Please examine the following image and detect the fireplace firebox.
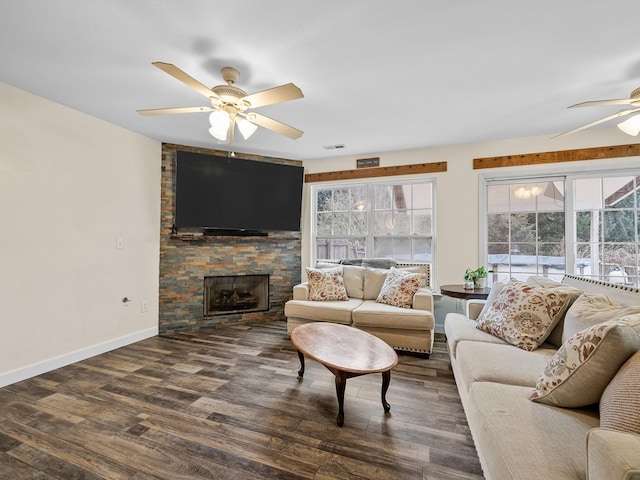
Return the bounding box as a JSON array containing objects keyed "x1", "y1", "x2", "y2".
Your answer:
[{"x1": 204, "y1": 274, "x2": 269, "y2": 316}]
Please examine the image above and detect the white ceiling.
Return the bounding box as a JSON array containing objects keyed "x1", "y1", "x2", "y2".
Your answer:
[{"x1": 2, "y1": 1, "x2": 640, "y2": 161}]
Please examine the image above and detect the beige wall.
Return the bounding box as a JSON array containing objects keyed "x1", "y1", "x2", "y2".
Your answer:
[
  {"x1": 302, "y1": 129, "x2": 640, "y2": 289},
  {"x1": 0, "y1": 83, "x2": 161, "y2": 386}
]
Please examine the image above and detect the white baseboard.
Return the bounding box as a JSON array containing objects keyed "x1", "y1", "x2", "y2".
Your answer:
[{"x1": 0, "y1": 326, "x2": 159, "y2": 388}]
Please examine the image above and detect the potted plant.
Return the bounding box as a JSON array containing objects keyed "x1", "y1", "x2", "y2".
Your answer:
[
  {"x1": 474, "y1": 266, "x2": 489, "y2": 288},
  {"x1": 463, "y1": 268, "x2": 477, "y2": 289},
  {"x1": 464, "y1": 267, "x2": 490, "y2": 289}
]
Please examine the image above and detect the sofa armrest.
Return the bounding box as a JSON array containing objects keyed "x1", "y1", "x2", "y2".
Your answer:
[
  {"x1": 292, "y1": 282, "x2": 310, "y2": 301},
  {"x1": 413, "y1": 287, "x2": 433, "y2": 311},
  {"x1": 587, "y1": 428, "x2": 640, "y2": 480},
  {"x1": 467, "y1": 299, "x2": 486, "y2": 320}
]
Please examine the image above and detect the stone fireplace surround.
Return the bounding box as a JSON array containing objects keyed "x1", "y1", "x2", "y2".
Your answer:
[{"x1": 159, "y1": 143, "x2": 302, "y2": 333}]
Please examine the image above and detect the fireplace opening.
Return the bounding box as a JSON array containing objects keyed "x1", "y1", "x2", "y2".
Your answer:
[{"x1": 204, "y1": 274, "x2": 270, "y2": 316}]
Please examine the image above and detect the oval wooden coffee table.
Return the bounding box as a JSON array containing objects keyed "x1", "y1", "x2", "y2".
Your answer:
[{"x1": 290, "y1": 322, "x2": 399, "y2": 426}]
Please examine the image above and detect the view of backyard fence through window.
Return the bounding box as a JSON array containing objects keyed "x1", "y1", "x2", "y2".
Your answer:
[
  {"x1": 485, "y1": 173, "x2": 640, "y2": 287},
  {"x1": 314, "y1": 181, "x2": 433, "y2": 263}
]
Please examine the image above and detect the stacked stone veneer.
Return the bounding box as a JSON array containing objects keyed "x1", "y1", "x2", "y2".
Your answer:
[{"x1": 159, "y1": 143, "x2": 302, "y2": 333}]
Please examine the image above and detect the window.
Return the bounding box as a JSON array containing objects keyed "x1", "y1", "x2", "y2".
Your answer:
[
  {"x1": 486, "y1": 179, "x2": 566, "y2": 282},
  {"x1": 313, "y1": 180, "x2": 434, "y2": 263},
  {"x1": 574, "y1": 175, "x2": 640, "y2": 286},
  {"x1": 483, "y1": 171, "x2": 640, "y2": 287}
]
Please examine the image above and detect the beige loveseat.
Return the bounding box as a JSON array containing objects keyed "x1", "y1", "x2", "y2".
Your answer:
[
  {"x1": 284, "y1": 261, "x2": 435, "y2": 354},
  {"x1": 445, "y1": 274, "x2": 640, "y2": 480}
]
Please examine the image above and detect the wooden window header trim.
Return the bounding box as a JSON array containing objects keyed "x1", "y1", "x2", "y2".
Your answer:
[
  {"x1": 474, "y1": 143, "x2": 640, "y2": 169},
  {"x1": 305, "y1": 162, "x2": 447, "y2": 183}
]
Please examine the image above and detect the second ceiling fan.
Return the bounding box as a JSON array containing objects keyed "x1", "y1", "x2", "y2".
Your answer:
[
  {"x1": 138, "y1": 62, "x2": 304, "y2": 142},
  {"x1": 555, "y1": 86, "x2": 640, "y2": 137}
]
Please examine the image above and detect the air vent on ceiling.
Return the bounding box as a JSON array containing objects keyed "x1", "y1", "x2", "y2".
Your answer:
[{"x1": 323, "y1": 144, "x2": 346, "y2": 150}]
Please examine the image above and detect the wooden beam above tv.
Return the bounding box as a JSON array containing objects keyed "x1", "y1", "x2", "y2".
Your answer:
[
  {"x1": 473, "y1": 143, "x2": 640, "y2": 169},
  {"x1": 304, "y1": 162, "x2": 447, "y2": 183}
]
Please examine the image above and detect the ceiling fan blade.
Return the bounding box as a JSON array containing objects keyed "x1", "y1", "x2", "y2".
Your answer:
[
  {"x1": 152, "y1": 62, "x2": 221, "y2": 102},
  {"x1": 246, "y1": 112, "x2": 303, "y2": 139},
  {"x1": 568, "y1": 98, "x2": 638, "y2": 108},
  {"x1": 553, "y1": 107, "x2": 640, "y2": 138},
  {"x1": 137, "y1": 106, "x2": 214, "y2": 116},
  {"x1": 241, "y1": 83, "x2": 303, "y2": 108}
]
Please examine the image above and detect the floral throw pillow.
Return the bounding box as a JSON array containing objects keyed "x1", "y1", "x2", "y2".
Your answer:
[
  {"x1": 306, "y1": 266, "x2": 349, "y2": 301},
  {"x1": 476, "y1": 279, "x2": 576, "y2": 351},
  {"x1": 376, "y1": 267, "x2": 426, "y2": 309},
  {"x1": 530, "y1": 314, "x2": 640, "y2": 407}
]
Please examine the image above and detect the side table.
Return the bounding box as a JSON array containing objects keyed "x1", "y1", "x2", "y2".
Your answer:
[
  {"x1": 440, "y1": 284, "x2": 491, "y2": 318},
  {"x1": 440, "y1": 284, "x2": 491, "y2": 301}
]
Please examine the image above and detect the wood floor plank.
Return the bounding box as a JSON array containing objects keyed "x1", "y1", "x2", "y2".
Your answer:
[{"x1": 0, "y1": 322, "x2": 483, "y2": 479}]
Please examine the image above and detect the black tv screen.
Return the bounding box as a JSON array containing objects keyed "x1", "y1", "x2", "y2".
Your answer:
[{"x1": 175, "y1": 151, "x2": 304, "y2": 232}]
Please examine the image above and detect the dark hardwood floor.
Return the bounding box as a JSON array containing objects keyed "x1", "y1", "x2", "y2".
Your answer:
[{"x1": 0, "y1": 321, "x2": 483, "y2": 479}]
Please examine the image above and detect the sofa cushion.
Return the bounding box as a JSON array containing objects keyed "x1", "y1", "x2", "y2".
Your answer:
[
  {"x1": 364, "y1": 268, "x2": 390, "y2": 300},
  {"x1": 455, "y1": 341, "x2": 556, "y2": 392},
  {"x1": 476, "y1": 279, "x2": 578, "y2": 351},
  {"x1": 530, "y1": 314, "x2": 640, "y2": 407},
  {"x1": 600, "y1": 351, "x2": 640, "y2": 434},
  {"x1": 342, "y1": 265, "x2": 365, "y2": 299},
  {"x1": 562, "y1": 293, "x2": 640, "y2": 344},
  {"x1": 376, "y1": 267, "x2": 426, "y2": 308},
  {"x1": 467, "y1": 382, "x2": 598, "y2": 480},
  {"x1": 444, "y1": 313, "x2": 509, "y2": 360},
  {"x1": 352, "y1": 300, "x2": 434, "y2": 330},
  {"x1": 283, "y1": 298, "x2": 363, "y2": 324},
  {"x1": 306, "y1": 266, "x2": 349, "y2": 301}
]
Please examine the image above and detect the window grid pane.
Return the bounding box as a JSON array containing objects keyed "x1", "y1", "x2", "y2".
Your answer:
[
  {"x1": 573, "y1": 175, "x2": 640, "y2": 287},
  {"x1": 486, "y1": 181, "x2": 566, "y2": 282},
  {"x1": 315, "y1": 181, "x2": 434, "y2": 264}
]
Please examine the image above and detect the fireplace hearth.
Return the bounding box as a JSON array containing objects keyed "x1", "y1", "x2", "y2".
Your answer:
[{"x1": 204, "y1": 274, "x2": 269, "y2": 316}]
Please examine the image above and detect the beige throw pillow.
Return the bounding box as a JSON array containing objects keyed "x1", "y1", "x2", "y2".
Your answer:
[
  {"x1": 376, "y1": 267, "x2": 426, "y2": 309},
  {"x1": 600, "y1": 352, "x2": 640, "y2": 434},
  {"x1": 562, "y1": 293, "x2": 640, "y2": 344},
  {"x1": 530, "y1": 314, "x2": 640, "y2": 407},
  {"x1": 476, "y1": 279, "x2": 577, "y2": 351},
  {"x1": 306, "y1": 266, "x2": 349, "y2": 301}
]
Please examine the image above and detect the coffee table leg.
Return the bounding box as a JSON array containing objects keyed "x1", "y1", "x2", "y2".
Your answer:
[
  {"x1": 335, "y1": 372, "x2": 347, "y2": 426},
  {"x1": 381, "y1": 371, "x2": 391, "y2": 412},
  {"x1": 297, "y1": 350, "x2": 305, "y2": 377}
]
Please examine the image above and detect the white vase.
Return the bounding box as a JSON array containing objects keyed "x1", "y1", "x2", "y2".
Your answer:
[{"x1": 474, "y1": 277, "x2": 486, "y2": 289}]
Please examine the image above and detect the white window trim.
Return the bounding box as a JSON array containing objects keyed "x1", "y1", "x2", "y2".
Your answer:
[
  {"x1": 311, "y1": 176, "x2": 437, "y2": 279},
  {"x1": 479, "y1": 165, "x2": 640, "y2": 279}
]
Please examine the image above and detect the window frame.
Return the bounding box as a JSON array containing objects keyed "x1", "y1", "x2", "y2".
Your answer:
[
  {"x1": 480, "y1": 165, "x2": 640, "y2": 286},
  {"x1": 311, "y1": 177, "x2": 436, "y2": 267}
]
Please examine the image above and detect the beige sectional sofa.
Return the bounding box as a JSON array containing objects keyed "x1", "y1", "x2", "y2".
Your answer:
[
  {"x1": 284, "y1": 261, "x2": 435, "y2": 354},
  {"x1": 445, "y1": 274, "x2": 640, "y2": 480}
]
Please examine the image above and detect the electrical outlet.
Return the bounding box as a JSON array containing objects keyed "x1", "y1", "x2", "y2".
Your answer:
[
  {"x1": 116, "y1": 237, "x2": 124, "y2": 250},
  {"x1": 456, "y1": 299, "x2": 464, "y2": 311},
  {"x1": 141, "y1": 301, "x2": 148, "y2": 313}
]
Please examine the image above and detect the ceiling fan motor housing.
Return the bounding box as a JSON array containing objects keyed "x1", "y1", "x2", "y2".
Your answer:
[{"x1": 212, "y1": 67, "x2": 248, "y2": 109}]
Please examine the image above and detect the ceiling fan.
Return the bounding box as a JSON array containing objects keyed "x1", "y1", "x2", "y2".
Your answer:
[
  {"x1": 554, "y1": 86, "x2": 640, "y2": 138},
  {"x1": 138, "y1": 62, "x2": 304, "y2": 142}
]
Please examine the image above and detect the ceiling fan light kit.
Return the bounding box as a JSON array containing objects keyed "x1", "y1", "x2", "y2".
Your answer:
[
  {"x1": 138, "y1": 62, "x2": 304, "y2": 144},
  {"x1": 617, "y1": 114, "x2": 640, "y2": 136}
]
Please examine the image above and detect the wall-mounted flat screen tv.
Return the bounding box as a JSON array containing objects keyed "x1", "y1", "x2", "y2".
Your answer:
[{"x1": 175, "y1": 151, "x2": 304, "y2": 232}]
